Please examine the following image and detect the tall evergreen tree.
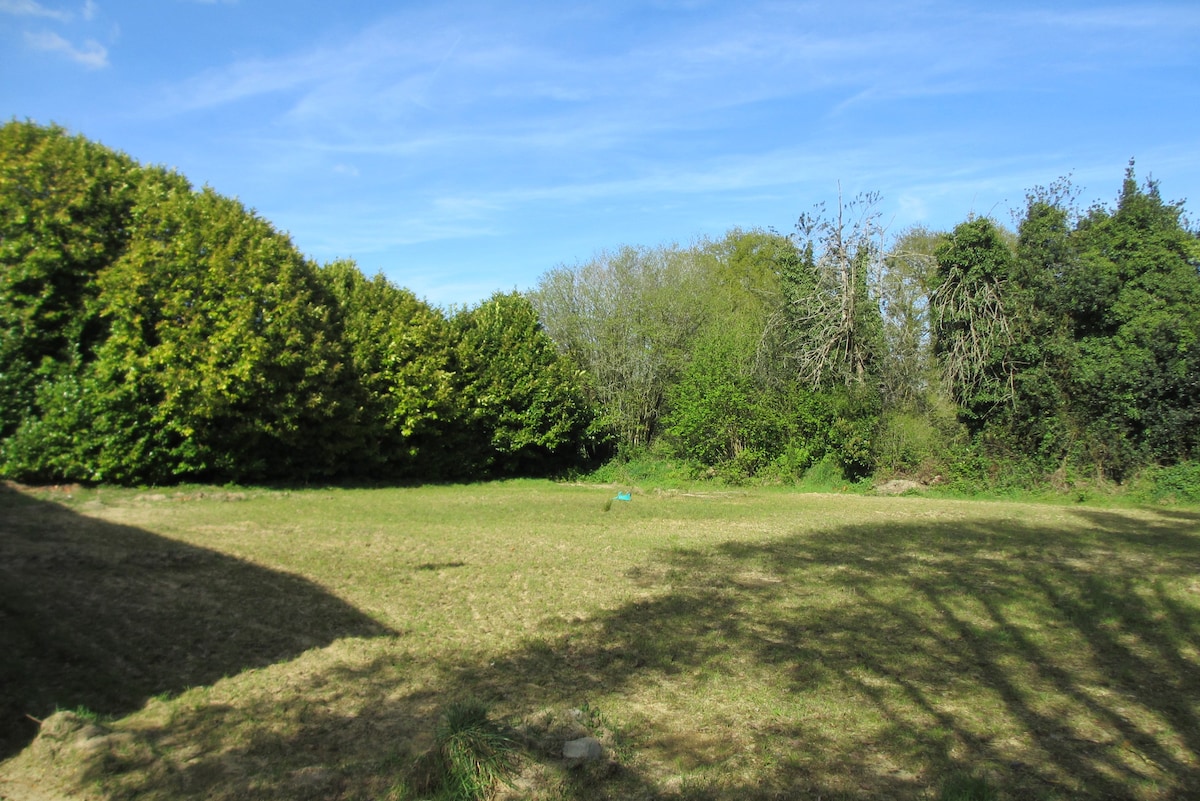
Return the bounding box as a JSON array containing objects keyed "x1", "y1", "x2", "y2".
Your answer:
[
  {"x1": 319, "y1": 261, "x2": 456, "y2": 479},
  {"x1": 1068, "y1": 167, "x2": 1200, "y2": 475},
  {"x1": 452, "y1": 292, "x2": 600, "y2": 476},
  {"x1": 0, "y1": 122, "x2": 143, "y2": 441}
]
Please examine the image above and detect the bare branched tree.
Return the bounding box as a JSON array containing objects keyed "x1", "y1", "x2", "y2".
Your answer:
[
  {"x1": 929, "y1": 218, "x2": 1018, "y2": 415},
  {"x1": 779, "y1": 189, "x2": 886, "y2": 388}
]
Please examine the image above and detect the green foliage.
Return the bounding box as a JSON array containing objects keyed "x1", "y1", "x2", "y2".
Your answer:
[
  {"x1": 824, "y1": 385, "x2": 881, "y2": 480},
  {"x1": 795, "y1": 454, "x2": 849, "y2": 491},
  {"x1": 1130, "y1": 462, "x2": 1200, "y2": 505},
  {"x1": 533, "y1": 231, "x2": 798, "y2": 456},
  {"x1": 0, "y1": 121, "x2": 143, "y2": 440},
  {"x1": 1066, "y1": 168, "x2": 1200, "y2": 477},
  {"x1": 87, "y1": 182, "x2": 342, "y2": 482},
  {"x1": 452, "y1": 292, "x2": 602, "y2": 477},
  {"x1": 532, "y1": 244, "x2": 708, "y2": 452},
  {"x1": 6, "y1": 122, "x2": 1198, "y2": 494},
  {"x1": 582, "y1": 441, "x2": 694, "y2": 488},
  {"x1": 873, "y1": 402, "x2": 964, "y2": 481},
  {"x1": 2, "y1": 122, "x2": 607, "y2": 485},
  {"x1": 879, "y1": 226, "x2": 940, "y2": 405},
  {"x1": 664, "y1": 335, "x2": 880, "y2": 482},
  {"x1": 662, "y1": 323, "x2": 786, "y2": 474},
  {"x1": 319, "y1": 261, "x2": 457, "y2": 479},
  {"x1": 930, "y1": 217, "x2": 1019, "y2": 431},
  {"x1": 940, "y1": 168, "x2": 1200, "y2": 484}
]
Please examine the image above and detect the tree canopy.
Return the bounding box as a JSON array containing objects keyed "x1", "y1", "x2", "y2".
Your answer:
[
  {"x1": 0, "y1": 121, "x2": 599, "y2": 484},
  {"x1": 4, "y1": 121, "x2": 1198, "y2": 490}
]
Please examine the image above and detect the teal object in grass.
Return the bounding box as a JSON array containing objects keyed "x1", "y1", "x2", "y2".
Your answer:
[{"x1": 615, "y1": 491, "x2": 632, "y2": 501}]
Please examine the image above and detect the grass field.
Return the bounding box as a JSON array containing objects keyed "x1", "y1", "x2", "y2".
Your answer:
[{"x1": 1, "y1": 480, "x2": 1198, "y2": 800}]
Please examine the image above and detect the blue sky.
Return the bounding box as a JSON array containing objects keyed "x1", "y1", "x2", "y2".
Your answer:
[{"x1": 3, "y1": 1, "x2": 1199, "y2": 306}]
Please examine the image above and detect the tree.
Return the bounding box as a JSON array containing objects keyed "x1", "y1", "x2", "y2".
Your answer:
[
  {"x1": 780, "y1": 191, "x2": 886, "y2": 388},
  {"x1": 878, "y1": 226, "x2": 940, "y2": 406},
  {"x1": 0, "y1": 121, "x2": 144, "y2": 441},
  {"x1": 664, "y1": 319, "x2": 781, "y2": 474},
  {"x1": 999, "y1": 182, "x2": 1081, "y2": 467},
  {"x1": 532, "y1": 244, "x2": 707, "y2": 452},
  {"x1": 1066, "y1": 166, "x2": 1200, "y2": 475},
  {"x1": 452, "y1": 292, "x2": 600, "y2": 476},
  {"x1": 929, "y1": 217, "x2": 1018, "y2": 432},
  {"x1": 4, "y1": 175, "x2": 348, "y2": 483},
  {"x1": 319, "y1": 261, "x2": 456, "y2": 479}
]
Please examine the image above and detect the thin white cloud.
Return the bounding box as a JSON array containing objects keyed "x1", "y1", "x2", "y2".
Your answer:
[
  {"x1": 1012, "y1": 4, "x2": 1200, "y2": 31},
  {"x1": 0, "y1": 0, "x2": 70, "y2": 20},
  {"x1": 24, "y1": 29, "x2": 108, "y2": 68},
  {"x1": 88, "y1": 0, "x2": 1197, "y2": 307}
]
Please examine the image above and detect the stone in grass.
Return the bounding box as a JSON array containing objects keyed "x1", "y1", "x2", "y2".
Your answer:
[
  {"x1": 875, "y1": 479, "x2": 925, "y2": 495},
  {"x1": 563, "y1": 736, "x2": 603, "y2": 764}
]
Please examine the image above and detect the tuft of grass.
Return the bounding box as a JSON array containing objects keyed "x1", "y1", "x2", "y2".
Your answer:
[
  {"x1": 937, "y1": 771, "x2": 997, "y2": 801},
  {"x1": 55, "y1": 705, "x2": 102, "y2": 723},
  {"x1": 430, "y1": 699, "x2": 518, "y2": 801}
]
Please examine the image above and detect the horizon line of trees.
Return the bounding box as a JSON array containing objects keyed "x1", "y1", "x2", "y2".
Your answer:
[
  {"x1": 1, "y1": 121, "x2": 603, "y2": 484},
  {"x1": 3, "y1": 120, "x2": 1199, "y2": 488}
]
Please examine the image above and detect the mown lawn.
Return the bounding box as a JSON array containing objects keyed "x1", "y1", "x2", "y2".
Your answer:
[{"x1": 1, "y1": 480, "x2": 1198, "y2": 800}]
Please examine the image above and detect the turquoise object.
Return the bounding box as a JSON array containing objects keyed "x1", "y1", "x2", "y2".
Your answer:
[{"x1": 615, "y1": 491, "x2": 632, "y2": 501}]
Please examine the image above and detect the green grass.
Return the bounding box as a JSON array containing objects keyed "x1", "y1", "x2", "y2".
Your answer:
[{"x1": 1, "y1": 479, "x2": 1198, "y2": 800}]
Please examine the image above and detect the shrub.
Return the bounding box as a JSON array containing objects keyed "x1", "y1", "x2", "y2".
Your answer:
[{"x1": 1130, "y1": 461, "x2": 1200, "y2": 505}]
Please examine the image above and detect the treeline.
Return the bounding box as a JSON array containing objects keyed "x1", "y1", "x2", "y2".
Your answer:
[
  {"x1": 0, "y1": 121, "x2": 601, "y2": 484},
  {"x1": 4, "y1": 121, "x2": 1199, "y2": 490},
  {"x1": 533, "y1": 180, "x2": 1200, "y2": 490}
]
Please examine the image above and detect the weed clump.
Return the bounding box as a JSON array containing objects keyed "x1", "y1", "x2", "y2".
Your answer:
[
  {"x1": 937, "y1": 771, "x2": 997, "y2": 801},
  {"x1": 409, "y1": 699, "x2": 518, "y2": 801}
]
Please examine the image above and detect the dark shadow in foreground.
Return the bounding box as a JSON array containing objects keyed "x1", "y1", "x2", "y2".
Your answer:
[{"x1": 0, "y1": 483, "x2": 393, "y2": 758}]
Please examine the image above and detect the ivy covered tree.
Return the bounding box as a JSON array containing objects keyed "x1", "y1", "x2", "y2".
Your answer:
[
  {"x1": 930, "y1": 217, "x2": 1019, "y2": 433},
  {"x1": 1002, "y1": 184, "x2": 1079, "y2": 468},
  {"x1": 932, "y1": 169, "x2": 1200, "y2": 481},
  {"x1": 781, "y1": 192, "x2": 886, "y2": 389}
]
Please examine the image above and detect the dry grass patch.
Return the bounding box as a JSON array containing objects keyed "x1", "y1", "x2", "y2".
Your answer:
[{"x1": 1, "y1": 481, "x2": 1198, "y2": 800}]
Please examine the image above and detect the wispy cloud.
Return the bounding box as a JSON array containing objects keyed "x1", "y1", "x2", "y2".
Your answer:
[
  {"x1": 4, "y1": 0, "x2": 112, "y2": 68},
  {"x1": 0, "y1": 0, "x2": 72, "y2": 21},
  {"x1": 24, "y1": 29, "x2": 108, "y2": 68},
  {"x1": 38, "y1": 0, "x2": 1191, "y2": 305}
]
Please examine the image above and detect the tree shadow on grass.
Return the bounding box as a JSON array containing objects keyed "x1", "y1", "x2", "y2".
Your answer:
[
  {"x1": 18, "y1": 498, "x2": 1200, "y2": 800},
  {"x1": 458, "y1": 505, "x2": 1199, "y2": 798},
  {"x1": 0, "y1": 483, "x2": 393, "y2": 759}
]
